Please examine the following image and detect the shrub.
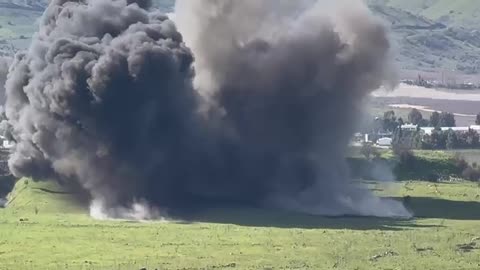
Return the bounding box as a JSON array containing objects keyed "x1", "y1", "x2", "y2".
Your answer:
[
  {"x1": 361, "y1": 142, "x2": 380, "y2": 160},
  {"x1": 393, "y1": 147, "x2": 416, "y2": 168}
]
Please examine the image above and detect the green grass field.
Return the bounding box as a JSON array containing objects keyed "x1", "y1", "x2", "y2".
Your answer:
[{"x1": 1, "y1": 177, "x2": 480, "y2": 270}]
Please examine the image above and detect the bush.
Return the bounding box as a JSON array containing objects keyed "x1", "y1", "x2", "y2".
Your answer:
[
  {"x1": 393, "y1": 147, "x2": 416, "y2": 168},
  {"x1": 393, "y1": 150, "x2": 459, "y2": 181},
  {"x1": 361, "y1": 142, "x2": 380, "y2": 160}
]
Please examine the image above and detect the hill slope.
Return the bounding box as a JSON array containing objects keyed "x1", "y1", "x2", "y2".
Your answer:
[
  {"x1": 6, "y1": 178, "x2": 85, "y2": 214},
  {"x1": 1, "y1": 1, "x2": 480, "y2": 77},
  {"x1": 368, "y1": 1, "x2": 480, "y2": 78},
  {"x1": 374, "y1": 0, "x2": 480, "y2": 26}
]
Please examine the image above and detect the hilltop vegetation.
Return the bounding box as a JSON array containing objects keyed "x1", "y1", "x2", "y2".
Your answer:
[
  {"x1": 2, "y1": 0, "x2": 480, "y2": 77},
  {"x1": 369, "y1": 1, "x2": 480, "y2": 76},
  {"x1": 0, "y1": 0, "x2": 174, "y2": 55},
  {"x1": 372, "y1": 0, "x2": 480, "y2": 26}
]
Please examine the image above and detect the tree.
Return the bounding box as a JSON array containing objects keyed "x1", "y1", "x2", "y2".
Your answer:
[
  {"x1": 431, "y1": 129, "x2": 447, "y2": 149},
  {"x1": 439, "y1": 112, "x2": 456, "y2": 127},
  {"x1": 446, "y1": 129, "x2": 458, "y2": 149},
  {"x1": 465, "y1": 129, "x2": 480, "y2": 148},
  {"x1": 408, "y1": 108, "x2": 423, "y2": 125},
  {"x1": 361, "y1": 142, "x2": 379, "y2": 160},
  {"x1": 422, "y1": 134, "x2": 434, "y2": 150},
  {"x1": 430, "y1": 111, "x2": 440, "y2": 128},
  {"x1": 392, "y1": 128, "x2": 422, "y2": 150},
  {"x1": 418, "y1": 118, "x2": 430, "y2": 127},
  {"x1": 397, "y1": 117, "x2": 405, "y2": 126},
  {"x1": 382, "y1": 110, "x2": 398, "y2": 132},
  {"x1": 392, "y1": 127, "x2": 402, "y2": 147}
]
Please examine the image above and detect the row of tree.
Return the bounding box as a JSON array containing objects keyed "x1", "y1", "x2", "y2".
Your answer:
[
  {"x1": 423, "y1": 128, "x2": 480, "y2": 150},
  {"x1": 376, "y1": 109, "x2": 480, "y2": 150},
  {"x1": 407, "y1": 109, "x2": 456, "y2": 128},
  {"x1": 376, "y1": 109, "x2": 457, "y2": 134},
  {"x1": 392, "y1": 127, "x2": 480, "y2": 150}
]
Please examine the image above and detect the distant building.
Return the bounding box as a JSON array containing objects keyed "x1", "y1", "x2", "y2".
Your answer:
[
  {"x1": 377, "y1": 137, "x2": 393, "y2": 147},
  {"x1": 420, "y1": 127, "x2": 435, "y2": 135},
  {"x1": 2, "y1": 140, "x2": 14, "y2": 149},
  {"x1": 401, "y1": 124, "x2": 480, "y2": 136},
  {"x1": 440, "y1": 127, "x2": 469, "y2": 132},
  {"x1": 0, "y1": 135, "x2": 14, "y2": 149},
  {"x1": 400, "y1": 124, "x2": 418, "y2": 131},
  {"x1": 418, "y1": 126, "x2": 479, "y2": 135}
]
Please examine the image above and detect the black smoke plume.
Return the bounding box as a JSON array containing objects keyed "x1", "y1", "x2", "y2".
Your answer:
[{"x1": 5, "y1": 0, "x2": 410, "y2": 219}]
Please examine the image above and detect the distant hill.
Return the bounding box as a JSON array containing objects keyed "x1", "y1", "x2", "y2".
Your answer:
[
  {"x1": 367, "y1": 1, "x2": 480, "y2": 79},
  {"x1": 153, "y1": 0, "x2": 174, "y2": 11},
  {"x1": 371, "y1": 0, "x2": 480, "y2": 27},
  {"x1": 0, "y1": 0, "x2": 47, "y2": 11},
  {"x1": 1, "y1": 0, "x2": 480, "y2": 79},
  {"x1": 0, "y1": 0, "x2": 173, "y2": 11}
]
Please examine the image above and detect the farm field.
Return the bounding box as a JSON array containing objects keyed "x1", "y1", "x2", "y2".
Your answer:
[
  {"x1": 0, "y1": 177, "x2": 479, "y2": 270},
  {"x1": 369, "y1": 85, "x2": 480, "y2": 126}
]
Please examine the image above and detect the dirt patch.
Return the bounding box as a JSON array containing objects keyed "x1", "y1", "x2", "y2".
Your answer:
[
  {"x1": 389, "y1": 104, "x2": 476, "y2": 117},
  {"x1": 373, "y1": 84, "x2": 480, "y2": 101}
]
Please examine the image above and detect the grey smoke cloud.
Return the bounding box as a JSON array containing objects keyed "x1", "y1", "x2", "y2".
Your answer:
[
  {"x1": 0, "y1": 57, "x2": 11, "y2": 105},
  {"x1": 0, "y1": 57, "x2": 12, "y2": 140},
  {"x1": 5, "y1": 0, "x2": 410, "y2": 218}
]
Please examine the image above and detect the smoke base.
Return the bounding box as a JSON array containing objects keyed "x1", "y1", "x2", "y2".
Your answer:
[{"x1": 5, "y1": 0, "x2": 410, "y2": 219}]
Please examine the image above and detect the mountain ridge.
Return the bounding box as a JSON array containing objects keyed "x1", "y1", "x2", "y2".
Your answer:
[{"x1": 1, "y1": 0, "x2": 480, "y2": 78}]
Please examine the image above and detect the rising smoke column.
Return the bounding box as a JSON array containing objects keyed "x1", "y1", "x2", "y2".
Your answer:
[
  {"x1": 0, "y1": 57, "x2": 12, "y2": 140},
  {"x1": 5, "y1": 0, "x2": 410, "y2": 219},
  {"x1": 0, "y1": 57, "x2": 11, "y2": 104},
  {"x1": 175, "y1": 0, "x2": 407, "y2": 217}
]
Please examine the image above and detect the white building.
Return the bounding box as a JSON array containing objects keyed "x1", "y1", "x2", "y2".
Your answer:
[
  {"x1": 377, "y1": 137, "x2": 393, "y2": 146},
  {"x1": 2, "y1": 140, "x2": 14, "y2": 149},
  {"x1": 469, "y1": 125, "x2": 480, "y2": 131},
  {"x1": 0, "y1": 135, "x2": 14, "y2": 149},
  {"x1": 401, "y1": 124, "x2": 418, "y2": 131},
  {"x1": 419, "y1": 126, "x2": 479, "y2": 136},
  {"x1": 420, "y1": 127, "x2": 435, "y2": 135}
]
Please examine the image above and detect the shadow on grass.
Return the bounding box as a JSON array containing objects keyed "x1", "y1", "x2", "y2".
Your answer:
[
  {"x1": 177, "y1": 196, "x2": 480, "y2": 230},
  {"x1": 404, "y1": 197, "x2": 480, "y2": 220},
  {"x1": 176, "y1": 208, "x2": 431, "y2": 231}
]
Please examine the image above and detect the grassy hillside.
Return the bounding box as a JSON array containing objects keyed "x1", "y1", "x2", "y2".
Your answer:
[
  {"x1": 0, "y1": 0, "x2": 176, "y2": 57},
  {"x1": 377, "y1": 0, "x2": 480, "y2": 26},
  {"x1": 366, "y1": 0, "x2": 480, "y2": 77},
  {"x1": 2, "y1": 0, "x2": 480, "y2": 76},
  {"x1": 1, "y1": 177, "x2": 480, "y2": 269},
  {"x1": 6, "y1": 179, "x2": 84, "y2": 214}
]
